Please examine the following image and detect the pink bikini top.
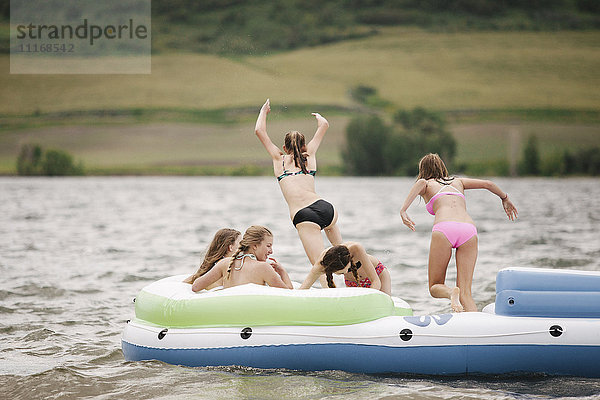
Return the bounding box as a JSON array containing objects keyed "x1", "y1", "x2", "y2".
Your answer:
[{"x1": 425, "y1": 185, "x2": 465, "y2": 215}]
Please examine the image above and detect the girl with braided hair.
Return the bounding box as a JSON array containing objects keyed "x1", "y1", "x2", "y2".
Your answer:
[
  {"x1": 254, "y1": 99, "x2": 343, "y2": 271},
  {"x1": 184, "y1": 228, "x2": 241, "y2": 290},
  {"x1": 299, "y1": 242, "x2": 392, "y2": 295},
  {"x1": 191, "y1": 226, "x2": 293, "y2": 292}
]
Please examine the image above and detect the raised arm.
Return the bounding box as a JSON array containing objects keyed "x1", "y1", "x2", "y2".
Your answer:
[
  {"x1": 459, "y1": 178, "x2": 518, "y2": 221},
  {"x1": 254, "y1": 99, "x2": 281, "y2": 160},
  {"x1": 399, "y1": 179, "x2": 427, "y2": 231},
  {"x1": 191, "y1": 259, "x2": 226, "y2": 292},
  {"x1": 347, "y1": 243, "x2": 381, "y2": 291},
  {"x1": 305, "y1": 113, "x2": 329, "y2": 155}
]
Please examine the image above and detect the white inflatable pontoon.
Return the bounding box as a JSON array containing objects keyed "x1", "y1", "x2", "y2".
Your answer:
[{"x1": 122, "y1": 267, "x2": 600, "y2": 377}]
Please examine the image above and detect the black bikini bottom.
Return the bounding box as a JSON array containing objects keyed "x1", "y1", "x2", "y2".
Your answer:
[{"x1": 292, "y1": 199, "x2": 335, "y2": 229}]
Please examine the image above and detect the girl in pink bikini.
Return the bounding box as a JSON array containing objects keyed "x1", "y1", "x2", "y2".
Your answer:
[
  {"x1": 400, "y1": 153, "x2": 518, "y2": 312},
  {"x1": 299, "y1": 242, "x2": 392, "y2": 295}
]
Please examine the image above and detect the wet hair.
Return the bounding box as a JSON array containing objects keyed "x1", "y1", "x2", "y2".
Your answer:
[
  {"x1": 416, "y1": 153, "x2": 454, "y2": 185},
  {"x1": 321, "y1": 245, "x2": 360, "y2": 288},
  {"x1": 284, "y1": 131, "x2": 308, "y2": 174},
  {"x1": 184, "y1": 228, "x2": 241, "y2": 284},
  {"x1": 226, "y1": 225, "x2": 273, "y2": 280}
]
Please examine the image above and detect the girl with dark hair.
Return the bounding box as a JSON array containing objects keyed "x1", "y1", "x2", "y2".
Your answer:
[
  {"x1": 299, "y1": 242, "x2": 392, "y2": 295},
  {"x1": 191, "y1": 226, "x2": 293, "y2": 292},
  {"x1": 184, "y1": 228, "x2": 241, "y2": 290},
  {"x1": 399, "y1": 153, "x2": 518, "y2": 312},
  {"x1": 254, "y1": 99, "x2": 343, "y2": 271}
]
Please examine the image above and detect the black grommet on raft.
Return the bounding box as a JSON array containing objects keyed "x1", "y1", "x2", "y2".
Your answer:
[
  {"x1": 399, "y1": 329, "x2": 413, "y2": 341},
  {"x1": 126, "y1": 319, "x2": 130, "y2": 324},
  {"x1": 133, "y1": 297, "x2": 136, "y2": 303},
  {"x1": 241, "y1": 327, "x2": 252, "y2": 339},
  {"x1": 508, "y1": 297, "x2": 515, "y2": 306},
  {"x1": 158, "y1": 328, "x2": 168, "y2": 340},
  {"x1": 549, "y1": 325, "x2": 563, "y2": 337}
]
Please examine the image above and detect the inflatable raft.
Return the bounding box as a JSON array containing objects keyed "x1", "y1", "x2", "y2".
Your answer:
[{"x1": 122, "y1": 267, "x2": 600, "y2": 377}]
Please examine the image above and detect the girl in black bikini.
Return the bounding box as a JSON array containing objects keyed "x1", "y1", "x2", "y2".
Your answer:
[{"x1": 254, "y1": 99, "x2": 343, "y2": 272}]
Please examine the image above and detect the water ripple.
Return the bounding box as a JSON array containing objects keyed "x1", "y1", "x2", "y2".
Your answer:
[{"x1": 0, "y1": 176, "x2": 599, "y2": 400}]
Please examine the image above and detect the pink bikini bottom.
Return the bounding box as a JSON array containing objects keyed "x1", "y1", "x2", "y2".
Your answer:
[{"x1": 432, "y1": 221, "x2": 477, "y2": 248}]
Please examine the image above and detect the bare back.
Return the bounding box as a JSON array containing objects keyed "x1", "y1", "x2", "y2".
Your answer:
[
  {"x1": 274, "y1": 154, "x2": 321, "y2": 218},
  {"x1": 223, "y1": 258, "x2": 271, "y2": 288},
  {"x1": 423, "y1": 179, "x2": 474, "y2": 224}
]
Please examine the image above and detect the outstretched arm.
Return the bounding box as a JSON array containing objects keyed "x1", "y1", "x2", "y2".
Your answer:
[
  {"x1": 460, "y1": 178, "x2": 518, "y2": 221},
  {"x1": 399, "y1": 179, "x2": 427, "y2": 231},
  {"x1": 254, "y1": 99, "x2": 281, "y2": 160},
  {"x1": 305, "y1": 113, "x2": 329, "y2": 155},
  {"x1": 299, "y1": 249, "x2": 327, "y2": 289}
]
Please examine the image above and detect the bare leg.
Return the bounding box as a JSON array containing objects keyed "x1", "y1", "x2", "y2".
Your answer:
[
  {"x1": 295, "y1": 222, "x2": 325, "y2": 266},
  {"x1": 428, "y1": 232, "x2": 463, "y2": 312},
  {"x1": 378, "y1": 268, "x2": 392, "y2": 296},
  {"x1": 450, "y1": 287, "x2": 463, "y2": 313},
  {"x1": 324, "y1": 210, "x2": 343, "y2": 246},
  {"x1": 455, "y1": 235, "x2": 478, "y2": 312}
]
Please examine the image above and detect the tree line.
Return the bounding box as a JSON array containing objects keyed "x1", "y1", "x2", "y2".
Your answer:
[
  {"x1": 17, "y1": 144, "x2": 84, "y2": 176},
  {"x1": 144, "y1": 0, "x2": 600, "y2": 54},
  {"x1": 342, "y1": 109, "x2": 600, "y2": 177},
  {"x1": 2, "y1": 0, "x2": 598, "y2": 54}
]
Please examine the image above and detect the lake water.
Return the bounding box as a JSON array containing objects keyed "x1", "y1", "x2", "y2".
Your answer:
[{"x1": 1, "y1": 176, "x2": 599, "y2": 399}]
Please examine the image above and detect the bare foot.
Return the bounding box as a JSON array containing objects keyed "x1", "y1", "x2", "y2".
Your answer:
[{"x1": 450, "y1": 287, "x2": 464, "y2": 312}]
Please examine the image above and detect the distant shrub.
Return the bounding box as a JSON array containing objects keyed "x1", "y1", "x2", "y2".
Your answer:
[
  {"x1": 349, "y1": 85, "x2": 377, "y2": 104},
  {"x1": 17, "y1": 144, "x2": 43, "y2": 175},
  {"x1": 342, "y1": 107, "x2": 456, "y2": 176},
  {"x1": 393, "y1": 107, "x2": 457, "y2": 170},
  {"x1": 349, "y1": 85, "x2": 392, "y2": 109},
  {"x1": 519, "y1": 139, "x2": 598, "y2": 177},
  {"x1": 16, "y1": 144, "x2": 85, "y2": 176},
  {"x1": 42, "y1": 149, "x2": 84, "y2": 176},
  {"x1": 562, "y1": 147, "x2": 600, "y2": 176},
  {"x1": 342, "y1": 115, "x2": 390, "y2": 175},
  {"x1": 519, "y1": 134, "x2": 541, "y2": 175}
]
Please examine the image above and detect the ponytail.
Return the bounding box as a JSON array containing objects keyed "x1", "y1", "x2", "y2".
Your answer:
[
  {"x1": 325, "y1": 271, "x2": 336, "y2": 288},
  {"x1": 284, "y1": 131, "x2": 308, "y2": 174},
  {"x1": 348, "y1": 261, "x2": 361, "y2": 285},
  {"x1": 226, "y1": 247, "x2": 245, "y2": 280}
]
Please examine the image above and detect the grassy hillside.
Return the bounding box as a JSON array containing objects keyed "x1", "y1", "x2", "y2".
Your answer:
[
  {"x1": 2, "y1": 29, "x2": 599, "y2": 115},
  {"x1": 1, "y1": 29, "x2": 599, "y2": 175}
]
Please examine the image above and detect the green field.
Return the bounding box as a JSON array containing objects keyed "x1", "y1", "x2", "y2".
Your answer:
[{"x1": 1, "y1": 28, "x2": 599, "y2": 174}]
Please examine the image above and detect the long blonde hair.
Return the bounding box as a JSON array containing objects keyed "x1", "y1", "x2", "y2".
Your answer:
[
  {"x1": 184, "y1": 228, "x2": 240, "y2": 284},
  {"x1": 226, "y1": 226, "x2": 273, "y2": 280},
  {"x1": 284, "y1": 131, "x2": 308, "y2": 174},
  {"x1": 416, "y1": 153, "x2": 453, "y2": 184}
]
